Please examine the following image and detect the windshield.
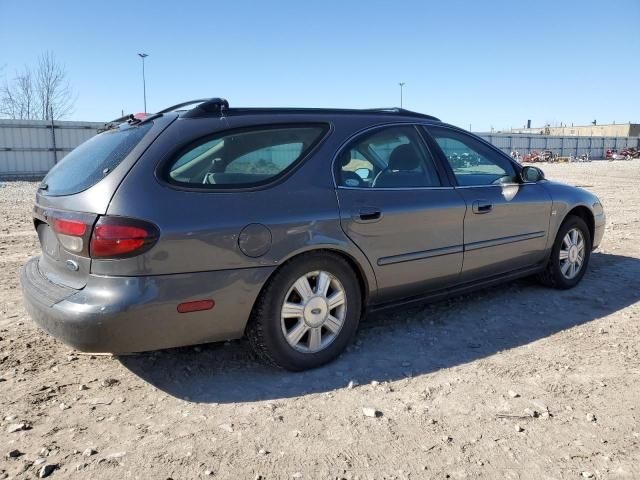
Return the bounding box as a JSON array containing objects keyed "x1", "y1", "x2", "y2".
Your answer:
[{"x1": 41, "y1": 122, "x2": 153, "y2": 196}]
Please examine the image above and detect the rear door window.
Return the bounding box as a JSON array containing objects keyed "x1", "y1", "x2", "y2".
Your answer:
[
  {"x1": 42, "y1": 122, "x2": 154, "y2": 196},
  {"x1": 166, "y1": 125, "x2": 328, "y2": 188}
]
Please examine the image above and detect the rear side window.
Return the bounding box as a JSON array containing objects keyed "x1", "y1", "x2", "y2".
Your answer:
[
  {"x1": 166, "y1": 125, "x2": 327, "y2": 188},
  {"x1": 42, "y1": 122, "x2": 153, "y2": 196}
]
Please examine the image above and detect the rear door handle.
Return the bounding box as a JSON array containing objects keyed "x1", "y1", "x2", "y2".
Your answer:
[
  {"x1": 472, "y1": 200, "x2": 493, "y2": 214},
  {"x1": 354, "y1": 207, "x2": 382, "y2": 223}
]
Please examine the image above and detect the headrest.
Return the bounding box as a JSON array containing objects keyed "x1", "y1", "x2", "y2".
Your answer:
[{"x1": 388, "y1": 144, "x2": 420, "y2": 171}]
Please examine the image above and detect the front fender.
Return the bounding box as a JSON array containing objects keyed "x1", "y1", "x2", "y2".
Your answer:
[{"x1": 541, "y1": 180, "x2": 605, "y2": 248}]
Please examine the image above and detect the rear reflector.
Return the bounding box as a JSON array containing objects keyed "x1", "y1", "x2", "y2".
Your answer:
[
  {"x1": 90, "y1": 217, "x2": 159, "y2": 259},
  {"x1": 177, "y1": 299, "x2": 215, "y2": 313},
  {"x1": 53, "y1": 218, "x2": 87, "y2": 236}
]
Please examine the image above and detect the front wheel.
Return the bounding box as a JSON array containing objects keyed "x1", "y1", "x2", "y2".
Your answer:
[
  {"x1": 247, "y1": 252, "x2": 362, "y2": 371},
  {"x1": 537, "y1": 215, "x2": 591, "y2": 289}
]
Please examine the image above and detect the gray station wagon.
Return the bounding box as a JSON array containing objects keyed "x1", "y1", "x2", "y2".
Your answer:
[{"x1": 21, "y1": 98, "x2": 605, "y2": 370}]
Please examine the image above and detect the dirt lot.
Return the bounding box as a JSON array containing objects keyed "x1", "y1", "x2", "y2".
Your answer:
[{"x1": 1, "y1": 161, "x2": 639, "y2": 480}]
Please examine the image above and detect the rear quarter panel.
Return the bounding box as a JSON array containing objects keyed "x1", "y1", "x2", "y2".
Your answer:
[{"x1": 98, "y1": 114, "x2": 379, "y2": 299}]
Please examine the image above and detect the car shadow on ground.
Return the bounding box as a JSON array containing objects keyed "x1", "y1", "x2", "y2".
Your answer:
[{"x1": 119, "y1": 252, "x2": 640, "y2": 404}]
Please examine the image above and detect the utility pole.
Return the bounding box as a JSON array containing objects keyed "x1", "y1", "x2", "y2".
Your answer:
[
  {"x1": 138, "y1": 53, "x2": 149, "y2": 113},
  {"x1": 398, "y1": 82, "x2": 405, "y2": 109}
]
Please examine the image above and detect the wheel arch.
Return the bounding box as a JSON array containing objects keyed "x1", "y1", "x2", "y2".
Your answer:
[
  {"x1": 246, "y1": 246, "x2": 375, "y2": 332},
  {"x1": 564, "y1": 205, "x2": 595, "y2": 244}
]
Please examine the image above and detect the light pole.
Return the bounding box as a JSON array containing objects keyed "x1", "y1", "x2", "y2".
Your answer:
[
  {"x1": 398, "y1": 82, "x2": 405, "y2": 109},
  {"x1": 138, "y1": 53, "x2": 149, "y2": 113}
]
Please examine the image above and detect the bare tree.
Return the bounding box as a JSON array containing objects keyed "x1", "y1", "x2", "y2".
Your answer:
[
  {"x1": 35, "y1": 52, "x2": 75, "y2": 120},
  {"x1": 0, "y1": 52, "x2": 75, "y2": 120},
  {"x1": 0, "y1": 68, "x2": 37, "y2": 119}
]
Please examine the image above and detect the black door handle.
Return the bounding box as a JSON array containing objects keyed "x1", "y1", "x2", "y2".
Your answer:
[
  {"x1": 354, "y1": 207, "x2": 382, "y2": 223},
  {"x1": 472, "y1": 200, "x2": 493, "y2": 214}
]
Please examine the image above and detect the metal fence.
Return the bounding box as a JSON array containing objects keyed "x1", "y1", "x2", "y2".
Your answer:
[
  {"x1": 0, "y1": 119, "x2": 103, "y2": 177},
  {"x1": 1, "y1": 119, "x2": 639, "y2": 177},
  {"x1": 478, "y1": 133, "x2": 639, "y2": 160}
]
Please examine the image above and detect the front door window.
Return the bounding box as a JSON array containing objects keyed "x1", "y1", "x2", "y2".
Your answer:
[
  {"x1": 426, "y1": 127, "x2": 517, "y2": 186},
  {"x1": 336, "y1": 126, "x2": 441, "y2": 188}
]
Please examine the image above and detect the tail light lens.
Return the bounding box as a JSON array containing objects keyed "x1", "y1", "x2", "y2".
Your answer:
[
  {"x1": 52, "y1": 218, "x2": 89, "y2": 253},
  {"x1": 90, "y1": 217, "x2": 159, "y2": 259},
  {"x1": 54, "y1": 218, "x2": 87, "y2": 236}
]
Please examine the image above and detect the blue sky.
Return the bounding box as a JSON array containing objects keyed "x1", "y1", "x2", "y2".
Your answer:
[{"x1": 1, "y1": 0, "x2": 638, "y2": 131}]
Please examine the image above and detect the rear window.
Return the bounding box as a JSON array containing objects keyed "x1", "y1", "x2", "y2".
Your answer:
[
  {"x1": 42, "y1": 122, "x2": 153, "y2": 196},
  {"x1": 165, "y1": 125, "x2": 327, "y2": 188}
]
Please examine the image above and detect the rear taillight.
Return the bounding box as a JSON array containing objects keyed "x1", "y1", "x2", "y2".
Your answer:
[
  {"x1": 90, "y1": 217, "x2": 159, "y2": 259},
  {"x1": 52, "y1": 218, "x2": 89, "y2": 253},
  {"x1": 54, "y1": 218, "x2": 87, "y2": 236}
]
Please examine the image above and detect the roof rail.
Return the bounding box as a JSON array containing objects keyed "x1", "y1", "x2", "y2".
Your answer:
[
  {"x1": 109, "y1": 99, "x2": 440, "y2": 124},
  {"x1": 181, "y1": 98, "x2": 229, "y2": 118},
  {"x1": 219, "y1": 106, "x2": 440, "y2": 121},
  {"x1": 156, "y1": 99, "x2": 213, "y2": 114},
  {"x1": 359, "y1": 107, "x2": 440, "y2": 121},
  {"x1": 164, "y1": 99, "x2": 439, "y2": 121},
  {"x1": 107, "y1": 98, "x2": 230, "y2": 125}
]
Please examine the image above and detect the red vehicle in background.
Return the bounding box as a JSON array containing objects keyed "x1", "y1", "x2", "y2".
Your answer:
[
  {"x1": 620, "y1": 147, "x2": 640, "y2": 159},
  {"x1": 523, "y1": 150, "x2": 558, "y2": 163},
  {"x1": 606, "y1": 149, "x2": 638, "y2": 160}
]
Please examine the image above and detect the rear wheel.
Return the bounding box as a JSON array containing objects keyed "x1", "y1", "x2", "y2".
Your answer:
[
  {"x1": 538, "y1": 215, "x2": 591, "y2": 289},
  {"x1": 247, "y1": 252, "x2": 362, "y2": 371}
]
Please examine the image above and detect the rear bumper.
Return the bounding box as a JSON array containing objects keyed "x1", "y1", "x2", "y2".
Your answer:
[{"x1": 21, "y1": 257, "x2": 273, "y2": 353}]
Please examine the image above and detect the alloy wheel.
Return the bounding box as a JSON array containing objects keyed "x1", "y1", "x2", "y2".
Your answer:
[
  {"x1": 559, "y1": 227, "x2": 586, "y2": 280},
  {"x1": 280, "y1": 270, "x2": 347, "y2": 353}
]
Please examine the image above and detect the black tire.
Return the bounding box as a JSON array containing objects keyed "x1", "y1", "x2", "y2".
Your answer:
[
  {"x1": 246, "y1": 251, "x2": 362, "y2": 371},
  {"x1": 537, "y1": 215, "x2": 592, "y2": 289}
]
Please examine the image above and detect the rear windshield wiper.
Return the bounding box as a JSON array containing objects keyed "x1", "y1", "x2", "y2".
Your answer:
[{"x1": 100, "y1": 112, "x2": 161, "y2": 133}]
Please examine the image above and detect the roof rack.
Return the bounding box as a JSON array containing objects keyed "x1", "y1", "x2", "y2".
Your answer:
[
  {"x1": 108, "y1": 98, "x2": 440, "y2": 124},
  {"x1": 359, "y1": 107, "x2": 440, "y2": 121},
  {"x1": 167, "y1": 98, "x2": 440, "y2": 121},
  {"x1": 181, "y1": 98, "x2": 229, "y2": 118},
  {"x1": 107, "y1": 98, "x2": 228, "y2": 124},
  {"x1": 215, "y1": 106, "x2": 440, "y2": 122},
  {"x1": 156, "y1": 99, "x2": 214, "y2": 114}
]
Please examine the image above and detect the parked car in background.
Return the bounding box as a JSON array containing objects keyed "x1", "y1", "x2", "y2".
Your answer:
[{"x1": 21, "y1": 99, "x2": 606, "y2": 371}]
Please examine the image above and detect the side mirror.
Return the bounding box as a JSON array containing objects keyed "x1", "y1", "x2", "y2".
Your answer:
[{"x1": 521, "y1": 165, "x2": 545, "y2": 183}]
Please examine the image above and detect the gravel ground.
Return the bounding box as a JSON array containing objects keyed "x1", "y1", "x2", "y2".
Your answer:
[{"x1": 1, "y1": 161, "x2": 639, "y2": 480}]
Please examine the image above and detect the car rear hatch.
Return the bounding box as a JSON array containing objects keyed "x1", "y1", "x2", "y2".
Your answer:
[
  {"x1": 33, "y1": 208, "x2": 98, "y2": 289},
  {"x1": 33, "y1": 114, "x2": 175, "y2": 289}
]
